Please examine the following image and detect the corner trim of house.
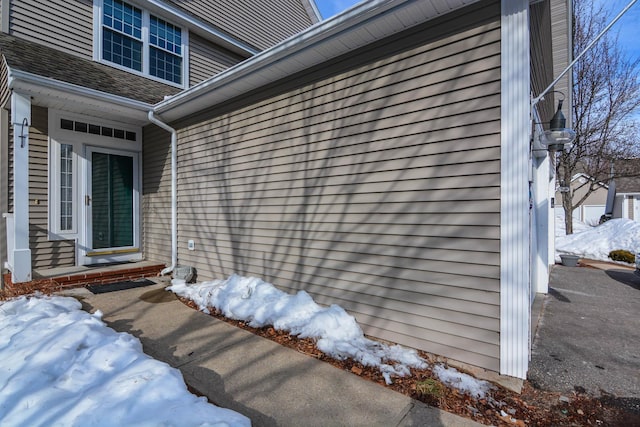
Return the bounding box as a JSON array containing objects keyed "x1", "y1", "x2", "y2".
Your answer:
[
  {"x1": 499, "y1": 0, "x2": 530, "y2": 380},
  {"x1": 9, "y1": 91, "x2": 32, "y2": 283},
  {"x1": 0, "y1": 0, "x2": 9, "y2": 33}
]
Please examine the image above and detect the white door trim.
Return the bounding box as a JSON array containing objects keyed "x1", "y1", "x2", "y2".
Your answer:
[{"x1": 79, "y1": 145, "x2": 142, "y2": 265}]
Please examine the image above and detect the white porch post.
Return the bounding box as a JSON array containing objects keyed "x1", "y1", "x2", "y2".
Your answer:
[
  {"x1": 500, "y1": 0, "x2": 530, "y2": 379},
  {"x1": 10, "y1": 92, "x2": 32, "y2": 283},
  {"x1": 533, "y1": 154, "x2": 551, "y2": 295}
]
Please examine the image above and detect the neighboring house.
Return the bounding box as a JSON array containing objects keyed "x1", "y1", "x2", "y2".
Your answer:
[
  {"x1": 1, "y1": 0, "x2": 571, "y2": 381},
  {"x1": 554, "y1": 173, "x2": 608, "y2": 225},
  {"x1": 612, "y1": 159, "x2": 640, "y2": 221},
  {"x1": 614, "y1": 178, "x2": 640, "y2": 221}
]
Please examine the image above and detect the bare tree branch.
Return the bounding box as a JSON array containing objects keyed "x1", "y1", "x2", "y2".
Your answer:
[{"x1": 557, "y1": 0, "x2": 640, "y2": 234}]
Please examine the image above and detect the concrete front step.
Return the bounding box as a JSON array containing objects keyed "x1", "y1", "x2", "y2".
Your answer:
[{"x1": 2, "y1": 262, "x2": 165, "y2": 294}]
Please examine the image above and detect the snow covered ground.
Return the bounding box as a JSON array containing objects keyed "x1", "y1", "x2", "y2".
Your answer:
[
  {"x1": 554, "y1": 212, "x2": 593, "y2": 237},
  {"x1": 555, "y1": 217, "x2": 640, "y2": 263},
  {"x1": 0, "y1": 295, "x2": 250, "y2": 427},
  {"x1": 0, "y1": 275, "x2": 492, "y2": 426},
  {"x1": 168, "y1": 274, "x2": 492, "y2": 397}
]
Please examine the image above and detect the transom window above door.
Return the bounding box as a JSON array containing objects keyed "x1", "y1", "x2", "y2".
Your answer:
[{"x1": 96, "y1": 0, "x2": 185, "y2": 86}]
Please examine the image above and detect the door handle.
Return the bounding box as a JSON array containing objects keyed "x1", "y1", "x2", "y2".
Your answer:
[{"x1": 85, "y1": 195, "x2": 91, "y2": 206}]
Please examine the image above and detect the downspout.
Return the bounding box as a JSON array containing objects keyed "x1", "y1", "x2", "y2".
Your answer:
[{"x1": 147, "y1": 111, "x2": 177, "y2": 276}]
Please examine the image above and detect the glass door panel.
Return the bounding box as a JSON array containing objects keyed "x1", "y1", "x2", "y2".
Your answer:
[{"x1": 91, "y1": 151, "x2": 134, "y2": 249}]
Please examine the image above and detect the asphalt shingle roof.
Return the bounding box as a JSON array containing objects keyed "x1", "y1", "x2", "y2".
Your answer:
[
  {"x1": 0, "y1": 33, "x2": 181, "y2": 105},
  {"x1": 614, "y1": 158, "x2": 640, "y2": 194}
]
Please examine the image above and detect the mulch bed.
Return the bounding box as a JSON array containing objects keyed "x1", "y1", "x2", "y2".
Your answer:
[{"x1": 177, "y1": 297, "x2": 640, "y2": 427}]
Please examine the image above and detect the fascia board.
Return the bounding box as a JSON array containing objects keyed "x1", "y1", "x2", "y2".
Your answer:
[
  {"x1": 302, "y1": 0, "x2": 322, "y2": 23},
  {"x1": 154, "y1": 0, "x2": 480, "y2": 122},
  {"x1": 7, "y1": 68, "x2": 153, "y2": 124}
]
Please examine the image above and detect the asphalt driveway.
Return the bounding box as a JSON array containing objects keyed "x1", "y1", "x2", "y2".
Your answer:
[{"x1": 528, "y1": 264, "x2": 640, "y2": 414}]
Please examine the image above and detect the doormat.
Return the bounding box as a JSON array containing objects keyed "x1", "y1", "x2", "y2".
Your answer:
[{"x1": 86, "y1": 279, "x2": 156, "y2": 294}]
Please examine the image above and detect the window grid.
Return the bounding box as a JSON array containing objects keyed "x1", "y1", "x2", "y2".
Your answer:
[
  {"x1": 101, "y1": 0, "x2": 183, "y2": 85},
  {"x1": 60, "y1": 118, "x2": 137, "y2": 142},
  {"x1": 60, "y1": 144, "x2": 73, "y2": 231},
  {"x1": 103, "y1": 28, "x2": 143, "y2": 71},
  {"x1": 103, "y1": 0, "x2": 142, "y2": 39},
  {"x1": 150, "y1": 47, "x2": 182, "y2": 84},
  {"x1": 150, "y1": 16, "x2": 181, "y2": 55}
]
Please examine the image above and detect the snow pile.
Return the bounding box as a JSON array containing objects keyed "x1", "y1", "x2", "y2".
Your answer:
[
  {"x1": 0, "y1": 295, "x2": 250, "y2": 427},
  {"x1": 432, "y1": 365, "x2": 492, "y2": 399},
  {"x1": 169, "y1": 274, "x2": 427, "y2": 384},
  {"x1": 554, "y1": 212, "x2": 592, "y2": 237},
  {"x1": 556, "y1": 218, "x2": 640, "y2": 262}
]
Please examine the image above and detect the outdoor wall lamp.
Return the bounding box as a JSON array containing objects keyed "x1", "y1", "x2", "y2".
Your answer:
[{"x1": 541, "y1": 99, "x2": 576, "y2": 152}]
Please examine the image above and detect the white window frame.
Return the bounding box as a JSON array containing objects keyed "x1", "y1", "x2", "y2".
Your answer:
[
  {"x1": 49, "y1": 140, "x2": 79, "y2": 239},
  {"x1": 93, "y1": 0, "x2": 189, "y2": 88}
]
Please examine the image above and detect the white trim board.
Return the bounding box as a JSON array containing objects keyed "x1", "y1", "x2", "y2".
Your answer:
[{"x1": 499, "y1": 0, "x2": 531, "y2": 380}]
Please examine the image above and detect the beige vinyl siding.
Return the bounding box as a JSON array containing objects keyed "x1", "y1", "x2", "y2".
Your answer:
[
  {"x1": 0, "y1": 56, "x2": 9, "y2": 110},
  {"x1": 530, "y1": 0, "x2": 556, "y2": 123},
  {"x1": 29, "y1": 107, "x2": 75, "y2": 269},
  {"x1": 551, "y1": 0, "x2": 571, "y2": 126},
  {"x1": 8, "y1": 0, "x2": 93, "y2": 59},
  {"x1": 142, "y1": 124, "x2": 171, "y2": 266},
  {"x1": 165, "y1": 0, "x2": 313, "y2": 51},
  {"x1": 145, "y1": 1, "x2": 501, "y2": 371},
  {"x1": 189, "y1": 33, "x2": 246, "y2": 86},
  {"x1": 0, "y1": 109, "x2": 8, "y2": 280}
]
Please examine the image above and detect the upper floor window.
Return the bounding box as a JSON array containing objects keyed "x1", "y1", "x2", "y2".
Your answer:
[{"x1": 97, "y1": 0, "x2": 185, "y2": 86}]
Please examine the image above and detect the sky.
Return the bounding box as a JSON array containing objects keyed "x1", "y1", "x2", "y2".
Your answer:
[
  {"x1": 314, "y1": 0, "x2": 640, "y2": 64},
  {"x1": 600, "y1": 0, "x2": 640, "y2": 62},
  {"x1": 314, "y1": 0, "x2": 361, "y2": 19}
]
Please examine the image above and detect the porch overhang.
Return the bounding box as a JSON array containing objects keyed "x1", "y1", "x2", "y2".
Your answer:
[
  {"x1": 3, "y1": 68, "x2": 155, "y2": 283},
  {"x1": 7, "y1": 67, "x2": 153, "y2": 125}
]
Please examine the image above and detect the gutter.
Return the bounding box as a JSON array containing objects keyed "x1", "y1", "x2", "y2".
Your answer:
[
  {"x1": 154, "y1": 0, "x2": 419, "y2": 117},
  {"x1": 147, "y1": 112, "x2": 178, "y2": 276}
]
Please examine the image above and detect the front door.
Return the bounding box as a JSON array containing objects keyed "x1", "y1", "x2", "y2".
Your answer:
[{"x1": 83, "y1": 146, "x2": 140, "y2": 264}]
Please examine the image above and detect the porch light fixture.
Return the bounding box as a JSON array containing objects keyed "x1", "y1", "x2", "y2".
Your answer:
[
  {"x1": 19, "y1": 117, "x2": 29, "y2": 148},
  {"x1": 541, "y1": 98, "x2": 576, "y2": 152}
]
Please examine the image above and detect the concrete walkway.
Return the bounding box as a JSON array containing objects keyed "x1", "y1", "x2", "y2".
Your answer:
[
  {"x1": 62, "y1": 280, "x2": 482, "y2": 427},
  {"x1": 529, "y1": 264, "x2": 640, "y2": 411}
]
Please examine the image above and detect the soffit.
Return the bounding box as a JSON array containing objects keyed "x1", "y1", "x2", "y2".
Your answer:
[{"x1": 154, "y1": 0, "x2": 482, "y2": 122}]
